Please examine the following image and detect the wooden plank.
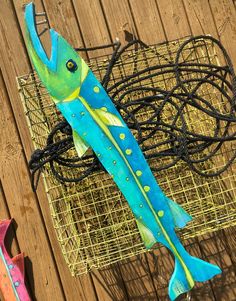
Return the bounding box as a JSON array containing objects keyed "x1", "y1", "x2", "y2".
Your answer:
[
  {"x1": 0, "y1": 0, "x2": 33, "y2": 156},
  {"x1": 118, "y1": 254, "x2": 158, "y2": 301},
  {"x1": 224, "y1": 227, "x2": 236, "y2": 265},
  {"x1": 10, "y1": 2, "x2": 99, "y2": 300},
  {"x1": 128, "y1": 0, "x2": 166, "y2": 44},
  {"x1": 184, "y1": 1, "x2": 236, "y2": 300},
  {"x1": 100, "y1": 0, "x2": 138, "y2": 43},
  {"x1": 91, "y1": 265, "x2": 129, "y2": 301},
  {"x1": 72, "y1": 0, "x2": 111, "y2": 58},
  {"x1": 0, "y1": 69, "x2": 65, "y2": 300},
  {"x1": 209, "y1": 0, "x2": 236, "y2": 66},
  {"x1": 182, "y1": 0, "x2": 227, "y2": 68},
  {"x1": 198, "y1": 232, "x2": 236, "y2": 300},
  {"x1": 156, "y1": 0, "x2": 191, "y2": 40},
  {"x1": 206, "y1": 3, "x2": 236, "y2": 298},
  {"x1": 42, "y1": 0, "x2": 85, "y2": 50},
  {"x1": 183, "y1": 0, "x2": 218, "y2": 37}
]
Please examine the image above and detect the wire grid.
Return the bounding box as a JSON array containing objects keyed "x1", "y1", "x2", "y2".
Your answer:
[{"x1": 17, "y1": 37, "x2": 236, "y2": 276}]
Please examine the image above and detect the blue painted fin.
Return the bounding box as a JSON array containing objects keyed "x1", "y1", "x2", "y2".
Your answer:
[
  {"x1": 72, "y1": 130, "x2": 90, "y2": 157},
  {"x1": 166, "y1": 197, "x2": 192, "y2": 228},
  {"x1": 169, "y1": 255, "x2": 221, "y2": 301}
]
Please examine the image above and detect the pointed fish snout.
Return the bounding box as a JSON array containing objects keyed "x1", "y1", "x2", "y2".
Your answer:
[{"x1": 25, "y1": 2, "x2": 58, "y2": 72}]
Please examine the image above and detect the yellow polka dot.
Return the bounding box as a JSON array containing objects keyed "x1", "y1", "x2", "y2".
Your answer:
[
  {"x1": 97, "y1": 153, "x2": 101, "y2": 157},
  {"x1": 101, "y1": 106, "x2": 108, "y2": 111},
  {"x1": 136, "y1": 170, "x2": 142, "y2": 177},
  {"x1": 144, "y1": 186, "x2": 150, "y2": 192},
  {"x1": 119, "y1": 133, "x2": 126, "y2": 140},
  {"x1": 93, "y1": 86, "x2": 100, "y2": 93},
  {"x1": 139, "y1": 204, "x2": 143, "y2": 208},
  {"x1": 126, "y1": 177, "x2": 129, "y2": 181},
  {"x1": 125, "y1": 149, "x2": 132, "y2": 155},
  {"x1": 108, "y1": 146, "x2": 112, "y2": 150},
  {"x1": 113, "y1": 160, "x2": 116, "y2": 165},
  {"x1": 158, "y1": 210, "x2": 164, "y2": 217}
]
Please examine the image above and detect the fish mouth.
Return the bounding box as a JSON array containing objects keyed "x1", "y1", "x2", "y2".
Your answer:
[{"x1": 24, "y1": 2, "x2": 58, "y2": 72}]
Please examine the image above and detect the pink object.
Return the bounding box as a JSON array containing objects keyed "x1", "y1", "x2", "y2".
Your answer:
[{"x1": 0, "y1": 219, "x2": 31, "y2": 301}]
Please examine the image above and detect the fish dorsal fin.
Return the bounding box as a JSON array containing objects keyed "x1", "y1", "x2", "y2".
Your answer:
[
  {"x1": 166, "y1": 197, "x2": 192, "y2": 229},
  {"x1": 12, "y1": 253, "x2": 25, "y2": 276},
  {"x1": 94, "y1": 108, "x2": 124, "y2": 127},
  {"x1": 72, "y1": 130, "x2": 89, "y2": 158},
  {"x1": 136, "y1": 219, "x2": 156, "y2": 249}
]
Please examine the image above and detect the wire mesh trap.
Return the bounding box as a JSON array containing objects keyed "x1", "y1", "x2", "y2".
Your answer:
[{"x1": 17, "y1": 36, "x2": 236, "y2": 276}]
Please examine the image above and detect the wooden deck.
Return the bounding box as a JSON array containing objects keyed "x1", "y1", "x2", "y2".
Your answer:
[{"x1": 0, "y1": 0, "x2": 236, "y2": 300}]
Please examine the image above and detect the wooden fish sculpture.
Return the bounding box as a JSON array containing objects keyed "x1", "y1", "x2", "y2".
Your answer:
[
  {"x1": 24, "y1": 3, "x2": 221, "y2": 300},
  {"x1": 0, "y1": 219, "x2": 31, "y2": 301}
]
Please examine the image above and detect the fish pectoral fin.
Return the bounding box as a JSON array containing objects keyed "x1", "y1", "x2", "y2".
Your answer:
[
  {"x1": 72, "y1": 130, "x2": 90, "y2": 157},
  {"x1": 12, "y1": 253, "x2": 25, "y2": 276},
  {"x1": 166, "y1": 197, "x2": 192, "y2": 229},
  {"x1": 94, "y1": 108, "x2": 124, "y2": 127},
  {"x1": 136, "y1": 219, "x2": 156, "y2": 249}
]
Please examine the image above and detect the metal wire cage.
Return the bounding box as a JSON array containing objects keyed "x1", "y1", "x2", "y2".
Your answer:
[{"x1": 17, "y1": 36, "x2": 236, "y2": 276}]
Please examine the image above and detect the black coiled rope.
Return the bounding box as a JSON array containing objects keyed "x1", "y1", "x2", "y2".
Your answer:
[{"x1": 29, "y1": 35, "x2": 236, "y2": 191}]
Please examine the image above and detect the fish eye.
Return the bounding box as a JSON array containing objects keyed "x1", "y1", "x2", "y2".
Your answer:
[{"x1": 66, "y1": 59, "x2": 78, "y2": 72}]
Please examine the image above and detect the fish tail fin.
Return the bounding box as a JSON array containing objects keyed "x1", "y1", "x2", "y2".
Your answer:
[
  {"x1": 169, "y1": 258, "x2": 194, "y2": 301},
  {"x1": 188, "y1": 255, "x2": 222, "y2": 282},
  {"x1": 169, "y1": 254, "x2": 221, "y2": 301},
  {"x1": 0, "y1": 219, "x2": 12, "y2": 245}
]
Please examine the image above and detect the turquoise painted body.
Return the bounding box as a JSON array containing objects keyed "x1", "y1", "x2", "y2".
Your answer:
[
  {"x1": 58, "y1": 70, "x2": 174, "y2": 235},
  {"x1": 24, "y1": 3, "x2": 222, "y2": 300}
]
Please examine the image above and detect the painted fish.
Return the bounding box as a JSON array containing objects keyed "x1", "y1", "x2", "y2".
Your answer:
[
  {"x1": 0, "y1": 219, "x2": 31, "y2": 301},
  {"x1": 24, "y1": 3, "x2": 221, "y2": 300}
]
